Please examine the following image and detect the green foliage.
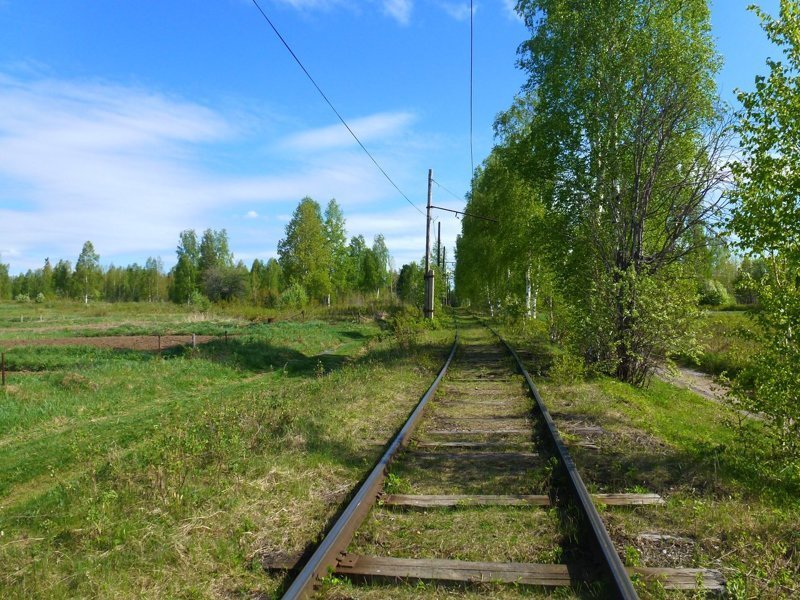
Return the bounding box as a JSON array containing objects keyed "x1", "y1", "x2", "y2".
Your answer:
[
  {"x1": 202, "y1": 265, "x2": 249, "y2": 303},
  {"x1": 729, "y1": 1, "x2": 800, "y2": 460},
  {"x1": 698, "y1": 279, "x2": 733, "y2": 307},
  {"x1": 188, "y1": 290, "x2": 211, "y2": 312},
  {"x1": 388, "y1": 306, "x2": 424, "y2": 350},
  {"x1": 277, "y1": 282, "x2": 308, "y2": 310},
  {"x1": 547, "y1": 351, "x2": 585, "y2": 385},
  {"x1": 73, "y1": 240, "x2": 102, "y2": 303},
  {"x1": 278, "y1": 197, "x2": 332, "y2": 302},
  {"x1": 458, "y1": 0, "x2": 727, "y2": 387},
  {"x1": 396, "y1": 261, "x2": 424, "y2": 308}
]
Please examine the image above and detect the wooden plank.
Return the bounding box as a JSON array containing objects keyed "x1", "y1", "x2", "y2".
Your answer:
[
  {"x1": 594, "y1": 493, "x2": 665, "y2": 506},
  {"x1": 335, "y1": 555, "x2": 586, "y2": 587},
  {"x1": 266, "y1": 554, "x2": 724, "y2": 590},
  {"x1": 416, "y1": 441, "x2": 534, "y2": 449},
  {"x1": 383, "y1": 493, "x2": 663, "y2": 508},
  {"x1": 427, "y1": 429, "x2": 530, "y2": 435},
  {"x1": 383, "y1": 494, "x2": 551, "y2": 507},
  {"x1": 434, "y1": 415, "x2": 530, "y2": 421},
  {"x1": 406, "y1": 451, "x2": 539, "y2": 461},
  {"x1": 630, "y1": 567, "x2": 725, "y2": 591}
]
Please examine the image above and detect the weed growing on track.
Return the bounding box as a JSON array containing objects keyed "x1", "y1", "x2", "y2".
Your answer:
[{"x1": 0, "y1": 304, "x2": 454, "y2": 598}]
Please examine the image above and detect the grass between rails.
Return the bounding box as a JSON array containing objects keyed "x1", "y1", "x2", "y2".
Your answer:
[
  {"x1": 0, "y1": 304, "x2": 454, "y2": 598},
  {"x1": 499, "y1": 319, "x2": 799, "y2": 599}
]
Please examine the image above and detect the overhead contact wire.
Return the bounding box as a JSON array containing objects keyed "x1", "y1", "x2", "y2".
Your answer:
[
  {"x1": 469, "y1": 0, "x2": 474, "y2": 175},
  {"x1": 250, "y1": 0, "x2": 426, "y2": 217}
]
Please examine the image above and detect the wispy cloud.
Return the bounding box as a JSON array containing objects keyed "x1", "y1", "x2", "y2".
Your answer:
[
  {"x1": 0, "y1": 73, "x2": 424, "y2": 272},
  {"x1": 381, "y1": 0, "x2": 413, "y2": 25},
  {"x1": 281, "y1": 111, "x2": 415, "y2": 151},
  {"x1": 271, "y1": 0, "x2": 413, "y2": 24},
  {"x1": 439, "y1": 2, "x2": 475, "y2": 22}
]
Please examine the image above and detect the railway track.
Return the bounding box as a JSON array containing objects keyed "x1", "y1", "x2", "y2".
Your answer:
[{"x1": 269, "y1": 316, "x2": 723, "y2": 598}]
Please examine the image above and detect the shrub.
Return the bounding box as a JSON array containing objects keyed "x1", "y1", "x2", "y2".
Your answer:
[
  {"x1": 277, "y1": 283, "x2": 308, "y2": 310},
  {"x1": 548, "y1": 351, "x2": 585, "y2": 385},
  {"x1": 188, "y1": 291, "x2": 211, "y2": 312},
  {"x1": 699, "y1": 279, "x2": 732, "y2": 306}
]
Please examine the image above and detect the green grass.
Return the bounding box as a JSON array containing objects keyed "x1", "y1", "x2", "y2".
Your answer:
[
  {"x1": 496, "y1": 317, "x2": 799, "y2": 599},
  {"x1": 682, "y1": 310, "x2": 761, "y2": 382},
  {"x1": 0, "y1": 302, "x2": 454, "y2": 598}
]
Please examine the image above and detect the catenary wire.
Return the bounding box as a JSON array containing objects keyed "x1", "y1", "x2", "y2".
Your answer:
[
  {"x1": 431, "y1": 178, "x2": 466, "y2": 203},
  {"x1": 469, "y1": 0, "x2": 474, "y2": 176},
  {"x1": 250, "y1": 0, "x2": 426, "y2": 217}
]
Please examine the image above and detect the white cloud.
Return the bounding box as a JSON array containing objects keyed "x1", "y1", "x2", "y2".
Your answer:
[
  {"x1": 440, "y1": 2, "x2": 475, "y2": 22},
  {"x1": 382, "y1": 0, "x2": 412, "y2": 25},
  {"x1": 281, "y1": 111, "x2": 415, "y2": 151},
  {"x1": 0, "y1": 73, "x2": 425, "y2": 273},
  {"x1": 245, "y1": 210, "x2": 259, "y2": 219},
  {"x1": 273, "y1": 0, "x2": 343, "y2": 10}
]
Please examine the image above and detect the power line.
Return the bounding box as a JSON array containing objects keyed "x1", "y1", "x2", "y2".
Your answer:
[
  {"x1": 250, "y1": 0, "x2": 426, "y2": 217},
  {"x1": 431, "y1": 178, "x2": 466, "y2": 203},
  {"x1": 469, "y1": 0, "x2": 474, "y2": 176}
]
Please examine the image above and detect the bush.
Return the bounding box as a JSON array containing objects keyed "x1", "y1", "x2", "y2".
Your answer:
[
  {"x1": 699, "y1": 279, "x2": 732, "y2": 306},
  {"x1": 14, "y1": 293, "x2": 30, "y2": 303},
  {"x1": 188, "y1": 291, "x2": 211, "y2": 312},
  {"x1": 548, "y1": 351, "x2": 585, "y2": 385},
  {"x1": 277, "y1": 283, "x2": 308, "y2": 310},
  {"x1": 35, "y1": 292, "x2": 46, "y2": 303}
]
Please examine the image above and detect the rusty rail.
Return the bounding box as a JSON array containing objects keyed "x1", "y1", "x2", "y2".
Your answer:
[
  {"x1": 493, "y1": 327, "x2": 639, "y2": 599},
  {"x1": 280, "y1": 329, "x2": 459, "y2": 599}
]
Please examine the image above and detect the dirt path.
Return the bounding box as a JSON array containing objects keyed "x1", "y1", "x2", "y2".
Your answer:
[{"x1": 657, "y1": 365, "x2": 728, "y2": 403}]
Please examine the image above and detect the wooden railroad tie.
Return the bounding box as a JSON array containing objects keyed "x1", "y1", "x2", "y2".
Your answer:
[
  {"x1": 382, "y1": 493, "x2": 665, "y2": 508},
  {"x1": 415, "y1": 441, "x2": 535, "y2": 449},
  {"x1": 427, "y1": 428, "x2": 531, "y2": 435},
  {"x1": 405, "y1": 451, "x2": 539, "y2": 461},
  {"x1": 264, "y1": 554, "x2": 724, "y2": 591}
]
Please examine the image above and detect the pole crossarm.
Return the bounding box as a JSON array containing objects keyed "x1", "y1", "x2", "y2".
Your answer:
[{"x1": 430, "y1": 205, "x2": 498, "y2": 223}]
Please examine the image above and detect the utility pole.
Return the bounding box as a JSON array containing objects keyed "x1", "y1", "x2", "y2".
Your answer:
[{"x1": 424, "y1": 169, "x2": 435, "y2": 319}]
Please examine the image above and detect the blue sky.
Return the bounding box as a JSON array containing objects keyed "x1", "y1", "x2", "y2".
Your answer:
[{"x1": 0, "y1": 0, "x2": 782, "y2": 275}]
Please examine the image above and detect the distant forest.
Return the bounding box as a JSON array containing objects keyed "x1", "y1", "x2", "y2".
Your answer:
[{"x1": 0, "y1": 197, "x2": 438, "y2": 309}]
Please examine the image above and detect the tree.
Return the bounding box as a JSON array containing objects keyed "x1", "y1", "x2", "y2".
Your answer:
[
  {"x1": 74, "y1": 241, "x2": 101, "y2": 304},
  {"x1": 506, "y1": 0, "x2": 729, "y2": 384},
  {"x1": 0, "y1": 257, "x2": 10, "y2": 300},
  {"x1": 170, "y1": 230, "x2": 200, "y2": 303},
  {"x1": 203, "y1": 263, "x2": 249, "y2": 303},
  {"x1": 53, "y1": 260, "x2": 72, "y2": 297},
  {"x1": 729, "y1": 0, "x2": 800, "y2": 457},
  {"x1": 324, "y1": 199, "x2": 349, "y2": 301},
  {"x1": 397, "y1": 262, "x2": 424, "y2": 308},
  {"x1": 278, "y1": 197, "x2": 332, "y2": 301},
  {"x1": 199, "y1": 228, "x2": 233, "y2": 277}
]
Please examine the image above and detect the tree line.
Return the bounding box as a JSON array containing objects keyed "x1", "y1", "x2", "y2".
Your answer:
[
  {"x1": 455, "y1": 0, "x2": 799, "y2": 457},
  {"x1": 0, "y1": 197, "x2": 401, "y2": 308}
]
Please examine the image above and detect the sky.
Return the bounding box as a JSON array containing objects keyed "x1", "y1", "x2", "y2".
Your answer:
[{"x1": 0, "y1": 0, "x2": 783, "y2": 275}]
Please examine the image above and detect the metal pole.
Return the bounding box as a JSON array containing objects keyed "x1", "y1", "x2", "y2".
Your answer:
[{"x1": 424, "y1": 169, "x2": 435, "y2": 319}]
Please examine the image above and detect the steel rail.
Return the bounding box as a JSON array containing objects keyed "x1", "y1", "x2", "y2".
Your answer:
[
  {"x1": 280, "y1": 329, "x2": 460, "y2": 599},
  {"x1": 492, "y1": 327, "x2": 639, "y2": 599}
]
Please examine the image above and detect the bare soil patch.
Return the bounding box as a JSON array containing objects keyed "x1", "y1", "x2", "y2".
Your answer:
[{"x1": 2, "y1": 335, "x2": 216, "y2": 351}]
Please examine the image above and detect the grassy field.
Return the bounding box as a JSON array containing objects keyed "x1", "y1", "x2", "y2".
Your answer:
[
  {"x1": 501, "y1": 319, "x2": 799, "y2": 599},
  {"x1": 0, "y1": 301, "x2": 453, "y2": 598},
  {"x1": 681, "y1": 310, "x2": 760, "y2": 383}
]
